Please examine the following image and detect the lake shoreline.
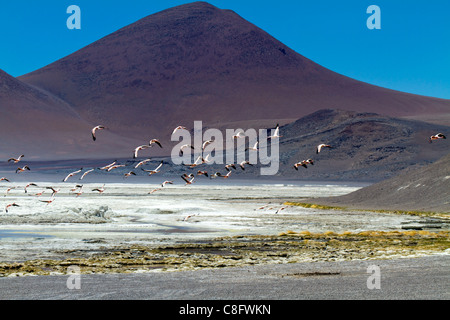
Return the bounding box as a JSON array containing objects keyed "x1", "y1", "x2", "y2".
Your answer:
[{"x1": 1, "y1": 229, "x2": 449, "y2": 277}]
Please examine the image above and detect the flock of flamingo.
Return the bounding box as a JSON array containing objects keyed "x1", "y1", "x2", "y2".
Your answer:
[{"x1": 0, "y1": 123, "x2": 446, "y2": 214}]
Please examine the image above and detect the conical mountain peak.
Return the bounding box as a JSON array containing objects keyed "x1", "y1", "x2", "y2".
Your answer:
[{"x1": 19, "y1": 1, "x2": 450, "y2": 143}]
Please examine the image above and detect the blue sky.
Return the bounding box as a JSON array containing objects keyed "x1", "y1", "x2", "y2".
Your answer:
[{"x1": 1, "y1": 0, "x2": 449, "y2": 99}]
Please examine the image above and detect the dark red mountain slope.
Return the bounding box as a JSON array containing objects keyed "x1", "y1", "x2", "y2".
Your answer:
[{"x1": 18, "y1": 1, "x2": 450, "y2": 146}]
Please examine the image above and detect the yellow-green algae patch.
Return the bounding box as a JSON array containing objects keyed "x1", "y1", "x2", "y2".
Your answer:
[
  {"x1": 0, "y1": 230, "x2": 448, "y2": 277},
  {"x1": 284, "y1": 202, "x2": 450, "y2": 219}
]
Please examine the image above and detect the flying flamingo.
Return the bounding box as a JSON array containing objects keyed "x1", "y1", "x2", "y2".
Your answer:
[
  {"x1": 197, "y1": 170, "x2": 209, "y2": 177},
  {"x1": 239, "y1": 160, "x2": 253, "y2": 170},
  {"x1": 8, "y1": 155, "x2": 24, "y2": 164},
  {"x1": 98, "y1": 160, "x2": 117, "y2": 170},
  {"x1": 15, "y1": 165, "x2": 30, "y2": 173},
  {"x1": 40, "y1": 195, "x2": 55, "y2": 205},
  {"x1": 232, "y1": 131, "x2": 246, "y2": 139},
  {"x1": 172, "y1": 126, "x2": 188, "y2": 135},
  {"x1": 5, "y1": 202, "x2": 19, "y2": 213},
  {"x1": 179, "y1": 144, "x2": 194, "y2": 156},
  {"x1": 134, "y1": 158, "x2": 152, "y2": 168},
  {"x1": 225, "y1": 164, "x2": 236, "y2": 171},
  {"x1": 92, "y1": 184, "x2": 105, "y2": 194},
  {"x1": 46, "y1": 186, "x2": 60, "y2": 196},
  {"x1": 161, "y1": 180, "x2": 173, "y2": 187},
  {"x1": 24, "y1": 183, "x2": 38, "y2": 193},
  {"x1": 268, "y1": 124, "x2": 282, "y2": 140},
  {"x1": 246, "y1": 141, "x2": 259, "y2": 151},
  {"x1": 210, "y1": 172, "x2": 222, "y2": 179},
  {"x1": 202, "y1": 140, "x2": 214, "y2": 150},
  {"x1": 293, "y1": 161, "x2": 308, "y2": 170},
  {"x1": 63, "y1": 168, "x2": 83, "y2": 182},
  {"x1": 80, "y1": 168, "x2": 95, "y2": 180},
  {"x1": 202, "y1": 154, "x2": 212, "y2": 164},
  {"x1": 181, "y1": 174, "x2": 195, "y2": 185},
  {"x1": 223, "y1": 171, "x2": 232, "y2": 179},
  {"x1": 215, "y1": 171, "x2": 231, "y2": 179},
  {"x1": 185, "y1": 156, "x2": 205, "y2": 168},
  {"x1": 429, "y1": 133, "x2": 446, "y2": 143},
  {"x1": 107, "y1": 164, "x2": 126, "y2": 172},
  {"x1": 71, "y1": 185, "x2": 84, "y2": 197},
  {"x1": 141, "y1": 161, "x2": 163, "y2": 175},
  {"x1": 275, "y1": 206, "x2": 287, "y2": 214},
  {"x1": 124, "y1": 171, "x2": 136, "y2": 178},
  {"x1": 4, "y1": 187, "x2": 16, "y2": 196},
  {"x1": 133, "y1": 145, "x2": 150, "y2": 159},
  {"x1": 70, "y1": 184, "x2": 83, "y2": 192},
  {"x1": 91, "y1": 125, "x2": 107, "y2": 141},
  {"x1": 149, "y1": 139, "x2": 163, "y2": 148},
  {"x1": 183, "y1": 213, "x2": 199, "y2": 222},
  {"x1": 33, "y1": 190, "x2": 46, "y2": 197},
  {"x1": 316, "y1": 144, "x2": 332, "y2": 153}
]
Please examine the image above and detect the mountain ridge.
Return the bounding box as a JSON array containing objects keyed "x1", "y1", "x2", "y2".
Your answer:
[
  {"x1": 274, "y1": 109, "x2": 449, "y2": 181},
  {"x1": 18, "y1": 1, "x2": 450, "y2": 144},
  {"x1": 1, "y1": 1, "x2": 449, "y2": 167}
]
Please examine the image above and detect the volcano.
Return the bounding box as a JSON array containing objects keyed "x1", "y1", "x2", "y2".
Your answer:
[{"x1": 17, "y1": 1, "x2": 450, "y2": 150}]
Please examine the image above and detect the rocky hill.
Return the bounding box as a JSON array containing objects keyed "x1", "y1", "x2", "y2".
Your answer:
[
  {"x1": 307, "y1": 153, "x2": 450, "y2": 212},
  {"x1": 274, "y1": 109, "x2": 449, "y2": 181},
  {"x1": 114, "y1": 109, "x2": 450, "y2": 182}
]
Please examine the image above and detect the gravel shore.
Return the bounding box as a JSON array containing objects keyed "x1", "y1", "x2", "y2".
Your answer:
[{"x1": 1, "y1": 254, "x2": 448, "y2": 300}]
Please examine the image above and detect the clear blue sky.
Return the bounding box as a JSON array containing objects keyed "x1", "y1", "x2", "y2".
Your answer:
[{"x1": 1, "y1": 0, "x2": 449, "y2": 99}]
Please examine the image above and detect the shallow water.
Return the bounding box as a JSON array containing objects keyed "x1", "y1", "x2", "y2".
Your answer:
[{"x1": 0, "y1": 177, "x2": 439, "y2": 262}]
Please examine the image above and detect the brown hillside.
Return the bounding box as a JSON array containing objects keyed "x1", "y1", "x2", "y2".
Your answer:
[
  {"x1": 0, "y1": 69, "x2": 141, "y2": 160},
  {"x1": 308, "y1": 153, "x2": 450, "y2": 212}
]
